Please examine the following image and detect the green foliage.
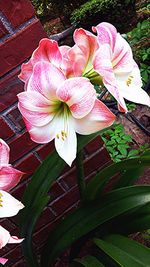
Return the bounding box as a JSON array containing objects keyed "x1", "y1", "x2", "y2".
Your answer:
[
  {"x1": 70, "y1": 0, "x2": 136, "y2": 32},
  {"x1": 126, "y1": 19, "x2": 150, "y2": 87},
  {"x1": 94, "y1": 234, "x2": 150, "y2": 267},
  {"x1": 101, "y1": 123, "x2": 149, "y2": 163},
  {"x1": 41, "y1": 185, "x2": 150, "y2": 266}
]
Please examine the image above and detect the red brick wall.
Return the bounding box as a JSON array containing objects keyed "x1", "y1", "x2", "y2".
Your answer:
[{"x1": 0, "y1": 1, "x2": 111, "y2": 266}]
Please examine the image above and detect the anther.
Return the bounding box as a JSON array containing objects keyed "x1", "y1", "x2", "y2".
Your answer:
[{"x1": 56, "y1": 134, "x2": 60, "y2": 139}]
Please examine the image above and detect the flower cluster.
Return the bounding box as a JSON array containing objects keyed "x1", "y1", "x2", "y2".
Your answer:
[
  {"x1": 18, "y1": 22, "x2": 150, "y2": 166},
  {"x1": 0, "y1": 139, "x2": 24, "y2": 265}
]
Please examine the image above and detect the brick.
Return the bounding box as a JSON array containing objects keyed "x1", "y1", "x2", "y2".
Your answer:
[
  {"x1": 0, "y1": 0, "x2": 35, "y2": 28},
  {"x1": 35, "y1": 208, "x2": 56, "y2": 231},
  {"x1": 14, "y1": 153, "x2": 40, "y2": 178},
  {"x1": 0, "y1": 19, "x2": 47, "y2": 76},
  {"x1": 7, "y1": 106, "x2": 25, "y2": 131},
  {"x1": 0, "y1": 117, "x2": 14, "y2": 140},
  {"x1": 84, "y1": 148, "x2": 111, "y2": 177},
  {"x1": 50, "y1": 181, "x2": 66, "y2": 201},
  {"x1": 85, "y1": 136, "x2": 104, "y2": 155},
  {"x1": 59, "y1": 169, "x2": 77, "y2": 189},
  {"x1": 9, "y1": 132, "x2": 39, "y2": 163},
  {"x1": 37, "y1": 142, "x2": 55, "y2": 160},
  {"x1": 2, "y1": 246, "x2": 23, "y2": 266},
  {"x1": 11, "y1": 182, "x2": 27, "y2": 200},
  {"x1": 0, "y1": 76, "x2": 23, "y2": 112},
  {"x1": 0, "y1": 20, "x2": 8, "y2": 38},
  {"x1": 33, "y1": 221, "x2": 56, "y2": 246},
  {"x1": 50, "y1": 187, "x2": 79, "y2": 216},
  {"x1": 13, "y1": 259, "x2": 27, "y2": 267}
]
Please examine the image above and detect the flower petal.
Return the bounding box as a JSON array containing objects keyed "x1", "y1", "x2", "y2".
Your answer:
[
  {"x1": 0, "y1": 226, "x2": 10, "y2": 248},
  {"x1": 18, "y1": 60, "x2": 33, "y2": 84},
  {"x1": 116, "y1": 65, "x2": 150, "y2": 106},
  {"x1": 18, "y1": 91, "x2": 55, "y2": 127},
  {"x1": 31, "y1": 38, "x2": 62, "y2": 68},
  {"x1": 0, "y1": 166, "x2": 23, "y2": 192},
  {"x1": 28, "y1": 122, "x2": 56, "y2": 144},
  {"x1": 93, "y1": 45, "x2": 127, "y2": 112},
  {"x1": 92, "y1": 22, "x2": 117, "y2": 51},
  {"x1": 0, "y1": 257, "x2": 8, "y2": 265},
  {"x1": 57, "y1": 77, "x2": 96, "y2": 119},
  {"x1": 54, "y1": 116, "x2": 77, "y2": 166},
  {"x1": 112, "y1": 33, "x2": 133, "y2": 72},
  {"x1": 0, "y1": 139, "x2": 9, "y2": 165},
  {"x1": 74, "y1": 99, "x2": 116, "y2": 134},
  {"x1": 8, "y1": 236, "x2": 24, "y2": 244},
  {"x1": 27, "y1": 61, "x2": 66, "y2": 100},
  {"x1": 0, "y1": 190, "x2": 24, "y2": 218},
  {"x1": 73, "y1": 28, "x2": 99, "y2": 75}
]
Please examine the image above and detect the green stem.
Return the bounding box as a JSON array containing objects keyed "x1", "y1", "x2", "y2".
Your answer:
[{"x1": 76, "y1": 150, "x2": 86, "y2": 200}]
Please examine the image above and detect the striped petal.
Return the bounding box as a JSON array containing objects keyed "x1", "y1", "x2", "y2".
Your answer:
[
  {"x1": 31, "y1": 38, "x2": 62, "y2": 68},
  {"x1": 56, "y1": 77, "x2": 96, "y2": 119},
  {"x1": 0, "y1": 166, "x2": 23, "y2": 192},
  {"x1": 0, "y1": 139, "x2": 9, "y2": 165},
  {"x1": 74, "y1": 99, "x2": 116, "y2": 135},
  {"x1": 92, "y1": 22, "x2": 117, "y2": 51},
  {"x1": 18, "y1": 91, "x2": 55, "y2": 127},
  {"x1": 0, "y1": 190, "x2": 24, "y2": 218},
  {"x1": 27, "y1": 62, "x2": 66, "y2": 100}
]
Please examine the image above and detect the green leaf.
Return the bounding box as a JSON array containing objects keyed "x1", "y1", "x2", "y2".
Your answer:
[
  {"x1": 113, "y1": 167, "x2": 145, "y2": 189},
  {"x1": 94, "y1": 234, "x2": 150, "y2": 267},
  {"x1": 84, "y1": 151, "x2": 150, "y2": 201},
  {"x1": 19, "y1": 131, "x2": 103, "y2": 267},
  {"x1": 74, "y1": 255, "x2": 105, "y2": 267},
  {"x1": 128, "y1": 150, "x2": 139, "y2": 158},
  {"x1": 117, "y1": 145, "x2": 128, "y2": 156},
  {"x1": 41, "y1": 186, "x2": 150, "y2": 266}
]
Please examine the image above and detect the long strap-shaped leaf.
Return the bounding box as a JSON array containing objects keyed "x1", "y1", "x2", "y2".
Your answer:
[
  {"x1": 73, "y1": 255, "x2": 105, "y2": 267},
  {"x1": 84, "y1": 151, "x2": 150, "y2": 201},
  {"x1": 19, "y1": 132, "x2": 103, "y2": 267},
  {"x1": 94, "y1": 234, "x2": 150, "y2": 267},
  {"x1": 41, "y1": 186, "x2": 150, "y2": 267}
]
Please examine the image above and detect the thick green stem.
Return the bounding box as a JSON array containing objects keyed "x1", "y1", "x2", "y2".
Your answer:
[{"x1": 76, "y1": 150, "x2": 86, "y2": 200}]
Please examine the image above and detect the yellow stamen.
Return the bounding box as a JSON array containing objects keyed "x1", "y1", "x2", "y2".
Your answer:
[
  {"x1": 56, "y1": 134, "x2": 60, "y2": 139},
  {"x1": 126, "y1": 75, "x2": 134, "y2": 86},
  {"x1": 0, "y1": 192, "x2": 3, "y2": 207}
]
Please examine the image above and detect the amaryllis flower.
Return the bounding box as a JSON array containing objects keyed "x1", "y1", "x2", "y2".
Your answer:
[
  {"x1": 0, "y1": 139, "x2": 24, "y2": 217},
  {"x1": 0, "y1": 138, "x2": 24, "y2": 192},
  {"x1": 0, "y1": 225, "x2": 24, "y2": 265},
  {"x1": 18, "y1": 61, "x2": 115, "y2": 166},
  {"x1": 92, "y1": 22, "x2": 150, "y2": 112},
  {"x1": 63, "y1": 22, "x2": 150, "y2": 112}
]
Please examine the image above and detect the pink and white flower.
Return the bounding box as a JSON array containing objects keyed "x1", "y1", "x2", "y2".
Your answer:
[
  {"x1": 0, "y1": 139, "x2": 24, "y2": 264},
  {"x1": 0, "y1": 225, "x2": 24, "y2": 265},
  {"x1": 92, "y1": 22, "x2": 150, "y2": 112},
  {"x1": 0, "y1": 138, "x2": 24, "y2": 192},
  {"x1": 18, "y1": 61, "x2": 115, "y2": 166},
  {"x1": 63, "y1": 22, "x2": 150, "y2": 112}
]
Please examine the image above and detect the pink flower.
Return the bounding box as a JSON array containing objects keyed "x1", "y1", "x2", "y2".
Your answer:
[
  {"x1": 0, "y1": 138, "x2": 24, "y2": 192},
  {"x1": 18, "y1": 61, "x2": 115, "y2": 166},
  {"x1": 93, "y1": 22, "x2": 150, "y2": 112},
  {"x1": 0, "y1": 225, "x2": 24, "y2": 265},
  {"x1": 63, "y1": 23, "x2": 150, "y2": 112},
  {"x1": 0, "y1": 139, "x2": 24, "y2": 264},
  {"x1": 0, "y1": 138, "x2": 24, "y2": 217}
]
